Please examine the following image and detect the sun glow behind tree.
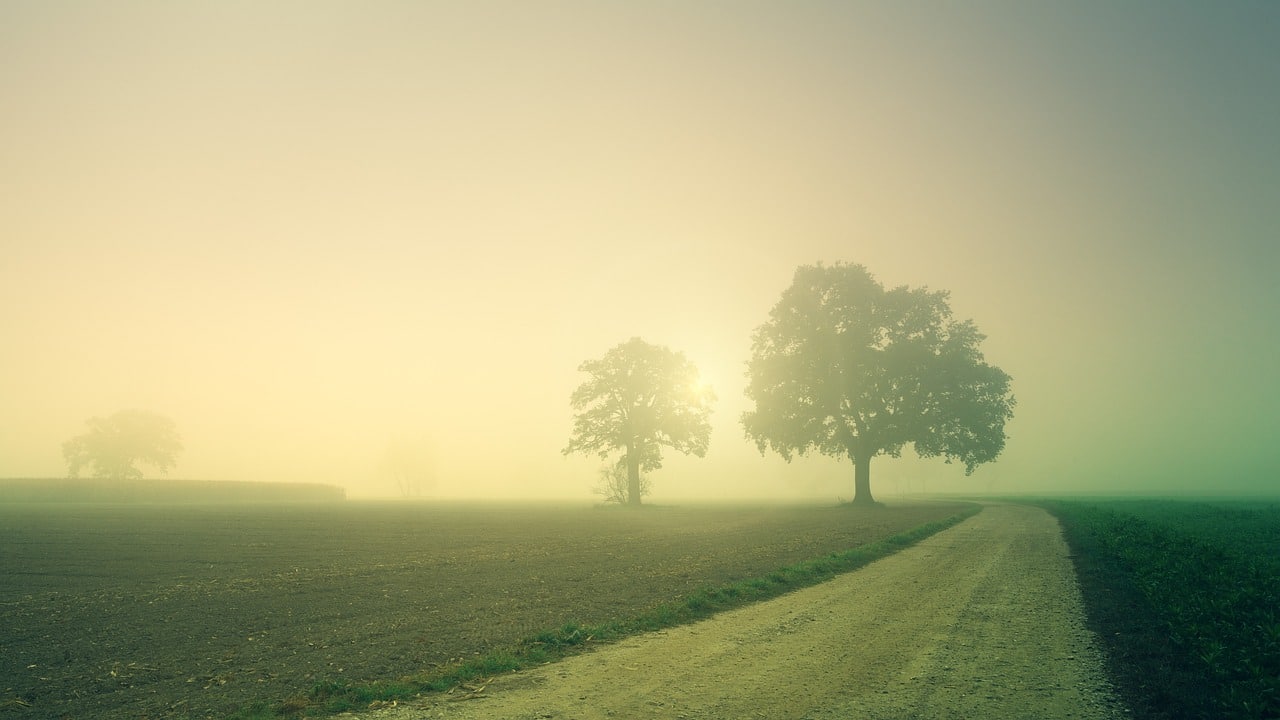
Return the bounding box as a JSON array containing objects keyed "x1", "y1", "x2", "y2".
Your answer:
[
  {"x1": 0, "y1": 3, "x2": 1274, "y2": 498},
  {"x1": 564, "y1": 338, "x2": 715, "y2": 505}
]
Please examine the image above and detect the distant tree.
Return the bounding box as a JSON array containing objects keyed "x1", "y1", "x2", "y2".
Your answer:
[
  {"x1": 378, "y1": 436, "x2": 436, "y2": 497},
  {"x1": 62, "y1": 410, "x2": 183, "y2": 480},
  {"x1": 563, "y1": 338, "x2": 714, "y2": 506},
  {"x1": 742, "y1": 263, "x2": 1015, "y2": 505}
]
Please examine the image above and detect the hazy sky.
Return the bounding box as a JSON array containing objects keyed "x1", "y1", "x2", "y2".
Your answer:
[{"x1": 3, "y1": 2, "x2": 1277, "y2": 499}]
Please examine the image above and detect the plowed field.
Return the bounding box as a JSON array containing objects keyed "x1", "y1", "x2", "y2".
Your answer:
[{"x1": 0, "y1": 500, "x2": 967, "y2": 719}]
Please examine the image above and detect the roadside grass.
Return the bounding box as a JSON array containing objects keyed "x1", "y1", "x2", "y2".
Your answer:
[
  {"x1": 238, "y1": 504, "x2": 980, "y2": 719},
  {"x1": 1039, "y1": 499, "x2": 1280, "y2": 720}
]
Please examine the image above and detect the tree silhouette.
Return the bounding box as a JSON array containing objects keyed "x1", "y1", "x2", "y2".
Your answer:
[
  {"x1": 62, "y1": 410, "x2": 183, "y2": 480},
  {"x1": 378, "y1": 436, "x2": 436, "y2": 497},
  {"x1": 564, "y1": 338, "x2": 714, "y2": 505},
  {"x1": 743, "y1": 263, "x2": 1014, "y2": 504}
]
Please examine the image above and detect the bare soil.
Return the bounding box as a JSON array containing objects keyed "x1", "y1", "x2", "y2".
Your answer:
[
  {"x1": 0, "y1": 500, "x2": 964, "y2": 719},
  {"x1": 349, "y1": 504, "x2": 1126, "y2": 720}
]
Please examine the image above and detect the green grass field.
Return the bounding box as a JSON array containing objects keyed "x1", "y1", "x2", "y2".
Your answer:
[{"x1": 1041, "y1": 498, "x2": 1280, "y2": 720}]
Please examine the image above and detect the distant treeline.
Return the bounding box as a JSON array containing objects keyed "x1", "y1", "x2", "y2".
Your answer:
[{"x1": 0, "y1": 478, "x2": 345, "y2": 504}]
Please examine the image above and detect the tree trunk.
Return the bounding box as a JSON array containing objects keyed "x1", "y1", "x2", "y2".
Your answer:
[
  {"x1": 853, "y1": 454, "x2": 874, "y2": 505},
  {"x1": 626, "y1": 448, "x2": 642, "y2": 506}
]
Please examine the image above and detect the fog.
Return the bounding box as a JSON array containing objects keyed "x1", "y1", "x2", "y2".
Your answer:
[{"x1": 2, "y1": 3, "x2": 1276, "y2": 500}]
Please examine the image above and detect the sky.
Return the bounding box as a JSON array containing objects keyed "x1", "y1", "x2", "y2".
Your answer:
[{"x1": 2, "y1": 1, "x2": 1277, "y2": 500}]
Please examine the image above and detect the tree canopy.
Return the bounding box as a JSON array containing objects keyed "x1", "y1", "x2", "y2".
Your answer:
[
  {"x1": 742, "y1": 263, "x2": 1015, "y2": 504},
  {"x1": 563, "y1": 338, "x2": 714, "y2": 505},
  {"x1": 62, "y1": 409, "x2": 183, "y2": 480}
]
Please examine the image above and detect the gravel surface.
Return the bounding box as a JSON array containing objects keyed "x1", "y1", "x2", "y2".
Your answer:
[{"x1": 348, "y1": 503, "x2": 1126, "y2": 720}]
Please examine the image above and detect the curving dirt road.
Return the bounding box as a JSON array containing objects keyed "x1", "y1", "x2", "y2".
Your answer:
[{"x1": 350, "y1": 503, "x2": 1126, "y2": 719}]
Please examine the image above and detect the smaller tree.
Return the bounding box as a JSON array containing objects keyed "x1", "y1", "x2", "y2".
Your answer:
[
  {"x1": 593, "y1": 459, "x2": 652, "y2": 505},
  {"x1": 62, "y1": 410, "x2": 183, "y2": 480},
  {"x1": 378, "y1": 436, "x2": 436, "y2": 497},
  {"x1": 563, "y1": 338, "x2": 714, "y2": 506}
]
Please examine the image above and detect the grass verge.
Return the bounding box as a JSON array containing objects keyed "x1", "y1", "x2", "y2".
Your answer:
[
  {"x1": 1039, "y1": 500, "x2": 1280, "y2": 720},
  {"x1": 237, "y1": 503, "x2": 980, "y2": 719}
]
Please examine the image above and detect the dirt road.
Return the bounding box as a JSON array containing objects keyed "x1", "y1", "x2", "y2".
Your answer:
[{"x1": 351, "y1": 503, "x2": 1125, "y2": 719}]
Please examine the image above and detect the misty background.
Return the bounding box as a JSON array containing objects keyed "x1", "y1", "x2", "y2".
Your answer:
[{"x1": 2, "y1": 2, "x2": 1276, "y2": 500}]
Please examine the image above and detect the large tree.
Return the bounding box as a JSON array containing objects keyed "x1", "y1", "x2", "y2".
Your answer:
[
  {"x1": 742, "y1": 263, "x2": 1015, "y2": 504},
  {"x1": 563, "y1": 338, "x2": 714, "y2": 505},
  {"x1": 62, "y1": 409, "x2": 183, "y2": 480}
]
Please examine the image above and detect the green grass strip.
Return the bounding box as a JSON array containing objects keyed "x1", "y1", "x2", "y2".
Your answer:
[
  {"x1": 238, "y1": 504, "x2": 981, "y2": 719},
  {"x1": 1038, "y1": 500, "x2": 1280, "y2": 720}
]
